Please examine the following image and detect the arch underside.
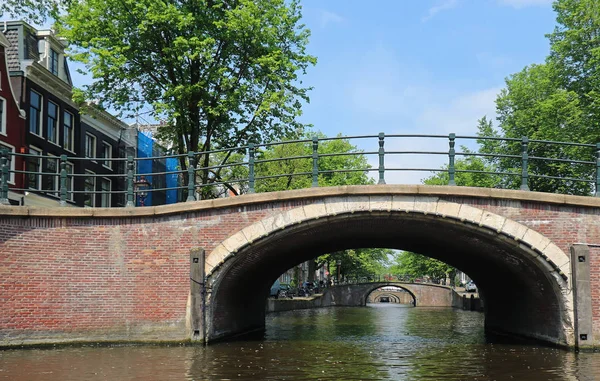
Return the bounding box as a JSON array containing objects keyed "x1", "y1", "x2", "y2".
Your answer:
[
  {"x1": 368, "y1": 288, "x2": 414, "y2": 304},
  {"x1": 207, "y1": 211, "x2": 572, "y2": 346}
]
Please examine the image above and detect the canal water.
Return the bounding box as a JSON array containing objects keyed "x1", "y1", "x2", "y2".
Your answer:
[{"x1": 1, "y1": 304, "x2": 599, "y2": 380}]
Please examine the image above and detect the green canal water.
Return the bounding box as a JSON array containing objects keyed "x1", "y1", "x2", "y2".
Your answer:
[{"x1": 1, "y1": 304, "x2": 599, "y2": 380}]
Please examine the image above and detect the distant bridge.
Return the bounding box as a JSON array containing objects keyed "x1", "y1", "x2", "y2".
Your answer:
[{"x1": 323, "y1": 282, "x2": 453, "y2": 307}]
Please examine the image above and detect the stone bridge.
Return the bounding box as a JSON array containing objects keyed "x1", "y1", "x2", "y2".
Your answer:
[
  {"x1": 1, "y1": 185, "x2": 600, "y2": 349},
  {"x1": 325, "y1": 282, "x2": 453, "y2": 306},
  {"x1": 366, "y1": 287, "x2": 416, "y2": 304}
]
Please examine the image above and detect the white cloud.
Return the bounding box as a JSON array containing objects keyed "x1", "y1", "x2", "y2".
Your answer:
[
  {"x1": 346, "y1": 45, "x2": 500, "y2": 185},
  {"x1": 422, "y1": 0, "x2": 459, "y2": 22},
  {"x1": 497, "y1": 0, "x2": 553, "y2": 9},
  {"x1": 319, "y1": 9, "x2": 344, "y2": 28}
]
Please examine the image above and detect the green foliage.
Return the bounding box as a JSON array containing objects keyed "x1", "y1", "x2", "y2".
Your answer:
[
  {"x1": 0, "y1": 0, "x2": 67, "y2": 25},
  {"x1": 484, "y1": 0, "x2": 600, "y2": 195},
  {"x1": 58, "y1": 0, "x2": 316, "y2": 187},
  {"x1": 319, "y1": 248, "x2": 393, "y2": 280},
  {"x1": 254, "y1": 133, "x2": 374, "y2": 192},
  {"x1": 388, "y1": 251, "x2": 455, "y2": 283}
]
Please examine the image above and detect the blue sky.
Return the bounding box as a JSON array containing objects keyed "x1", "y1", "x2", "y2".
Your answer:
[{"x1": 294, "y1": 0, "x2": 556, "y2": 181}]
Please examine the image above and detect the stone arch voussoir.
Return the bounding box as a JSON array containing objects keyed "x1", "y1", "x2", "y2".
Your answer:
[{"x1": 206, "y1": 195, "x2": 571, "y2": 288}]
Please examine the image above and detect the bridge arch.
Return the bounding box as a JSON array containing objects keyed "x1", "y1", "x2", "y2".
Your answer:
[
  {"x1": 365, "y1": 285, "x2": 416, "y2": 305},
  {"x1": 205, "y1": 195, "x2": 573, "y2": 346}
]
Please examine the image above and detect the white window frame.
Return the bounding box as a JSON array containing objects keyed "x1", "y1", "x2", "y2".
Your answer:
[
  {"x1": 29, "y1": 90, "x2": 43, "y2": 136},
  {"x1": 47, "y1": 101, "x2": 59, "y2": 145},
  {"x1": 0, "y1": 96, "x2": 6, "y2": 136},
  {"x1": 63, "y1": 111, "x2": 74, "y2": 152},
  {"x1": 0, "y1": 141, "x2": 16, "y2": 184},
  {"x1": 102, "y1": 142, "x2": 112, "y2": 169},
  {"x1": 100, "y1": 177, "x2": 111, "y2": 207},
  {"x1": 84, "y1": 169, "x2": 96, "y2": 207},
  {"x1": 27, "y1": 146, "x2": 42, "y2": 190},
  {"x1": 85, "y1": 133, "x2": 96, "y2": 159}
]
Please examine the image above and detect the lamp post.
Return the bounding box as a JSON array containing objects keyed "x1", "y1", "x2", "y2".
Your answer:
[
  {"x1": 134, "y1": 175, "x2": 151, "y2": 207},
  {"x1": 336, "y1": 260, "x2": 342, "y2": 284}
]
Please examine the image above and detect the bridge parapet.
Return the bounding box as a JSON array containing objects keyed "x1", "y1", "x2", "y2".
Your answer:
[
  {"x1": 322, "y1": 282, "x2": 455, "y2": 307},
  {"x1": 1, "y1": 134, "x2": 599, "y2": 207}
]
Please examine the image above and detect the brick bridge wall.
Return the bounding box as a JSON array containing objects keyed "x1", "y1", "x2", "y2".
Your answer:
[
  {"x1": 0, "y1": 185, "x2": 599, "y2": 348},
  {"x1": 368, "y1": 289, "x2": 414, "y2": 304},
  {"x1": 325, "y1": 283, "x2": 454, "y2": 307}
]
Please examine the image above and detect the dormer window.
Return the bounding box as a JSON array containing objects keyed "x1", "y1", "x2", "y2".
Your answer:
[{"x1": 50, "y1": 49, "x2": 59, "y2": 75}]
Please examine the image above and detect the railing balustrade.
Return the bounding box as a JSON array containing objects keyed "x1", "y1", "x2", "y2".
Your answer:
[{"x1": 0, "y1": 134, "x2": 598, "y2": 207}]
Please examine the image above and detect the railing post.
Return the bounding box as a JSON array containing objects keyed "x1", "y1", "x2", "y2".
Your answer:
[
  {"x1": 312, "y1": 137, "x2": 319, "y2": 187},
  {"x1": 59, "y1": 154, "x2": 67, "y2": 206},
  {"x1": 248, "y1": 144, "x2": 255, "y2": 194},
  {"x1": 186, "y1": 152, "x2": 196, "y2": 202},
  {"x1": 126, "y1": 155, "x2": 135, "y2": 207},
  {"x1": 520, "y1": 136, "x2": 529, "y2": 191},
  {"x1": 0, "y1": 149, "x2": 9, "y2": 205},
  {"x1": 378, "y1": 132, "x2": 386, "y2": 184},
  {"x1": 448, "y1": 133, "x2": 456, "y2": 186},
  {"x1": 595, "y1": 143, "x2": 600, "y2": 197}
]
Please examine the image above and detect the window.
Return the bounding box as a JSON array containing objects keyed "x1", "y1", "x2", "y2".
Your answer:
[
  {"x1": 0, "y1": 142, "x2": 15, "y2": 184},
  {"x1": 43, "y1": 155, "x2": 58, "y2": 196},
  {"x1": 47, "y1": 101, "x2": 58, "y2": 144},
  {"x1": 63, "y1": 111, "x2": 74, "y2": 151},
  {"x1": 85, "y1": 134, "x2": 96, "y2": 159},
  {"x1": 27, "y1": 147, "x2": 41, "y2": 190},
  {"x1": 0, "y1": 97, "x2": 5, "y2": 135},
  {"x1": 101, "y1": 178, "x2": 111, "y2": 207},
  {"x1": 102, "y1": 142, "x2": 112, "y2": 169},
  {"x1": 29, "y1": 91, "x2": 42, "y2": 135},
  {"x1": 84, "y1": 170, "x2": 96, "y2": 207},
  {"x1": 50, "y1": 49, "x2": 59, "y2": 75}
]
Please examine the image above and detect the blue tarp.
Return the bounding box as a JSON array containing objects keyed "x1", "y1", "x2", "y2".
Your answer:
[
  {"x1": 137, "y1": 131, "x2": 154, "y2": 206},
  {"x1": 165, "y1": 157, "x2": 179, "y2": 204}
]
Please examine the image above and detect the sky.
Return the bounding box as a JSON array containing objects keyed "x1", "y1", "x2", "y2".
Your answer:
[{"x1": 292, "y1": 0, "x2": 556, "y2": 182}]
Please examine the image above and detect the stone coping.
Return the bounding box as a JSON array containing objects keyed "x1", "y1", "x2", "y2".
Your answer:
[{"x1": 1, "y1": 185, "x2": 599, "y2": 218}]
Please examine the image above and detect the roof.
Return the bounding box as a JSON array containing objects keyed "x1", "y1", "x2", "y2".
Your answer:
[{"x1": 0, "y1": 31, "x2": 10, "y2": 48}]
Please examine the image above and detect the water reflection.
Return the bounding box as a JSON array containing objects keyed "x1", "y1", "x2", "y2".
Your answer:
[{"x1": 1, "y1": 305, "x2": 599, "y2": 380}]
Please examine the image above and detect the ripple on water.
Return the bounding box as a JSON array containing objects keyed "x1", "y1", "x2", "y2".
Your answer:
[{"x1": 1, "y1": 305, "x2": 600, "y2": 380}]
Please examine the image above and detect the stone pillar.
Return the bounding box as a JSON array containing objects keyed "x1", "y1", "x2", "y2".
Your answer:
[
  {"x1": 190, "y1": 248, "x2": 205, "y2": 343},
  {"x1": 570, "y1": 244, "x2": 594, "y2": 350}
]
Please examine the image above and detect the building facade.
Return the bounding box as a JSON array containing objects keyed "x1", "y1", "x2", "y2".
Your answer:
[{"x1": 0, "y1": 31, "x2": 27, "y2": 205}]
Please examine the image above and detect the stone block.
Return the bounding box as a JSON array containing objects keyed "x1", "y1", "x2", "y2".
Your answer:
[
  {"x1": 324, "y1": 197, "x2": 349, "y2": 215},
  {"x1": 457, "y1": 204, "x2": 484, "y2": 224},
  {"x1": 369, "y1": 195, "x2": 393, "y2": 211},
  {"x1": 480, "y1": 211, "x2": 506, "y2": 232},
  {"x1": 303, "y1": 201, "x2": 327, "y2": 220},
  {"x1": 435, "y1": 201, "x2": 461, "y2": 218},
  {"x1": 501, "y1": 219, "x2": 528, "y2": 240},
  {"x1": 241, "y1": 222, "x2": 267, "y2": 243},
  {"x1": 413, "y1": 196, "x2": 438, "y2": 215},
  {"x1": 391, "y1": 195, "x2": 415, "y2": 212}
]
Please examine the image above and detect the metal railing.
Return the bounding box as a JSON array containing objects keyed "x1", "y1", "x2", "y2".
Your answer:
[{"x1": 1, "y1": 133, "x2": 599, "y2": 206}]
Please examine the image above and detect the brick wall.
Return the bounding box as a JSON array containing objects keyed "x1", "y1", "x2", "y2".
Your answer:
[{"x1": 1, "y1": 188, "x2": 599, "y2": 347}]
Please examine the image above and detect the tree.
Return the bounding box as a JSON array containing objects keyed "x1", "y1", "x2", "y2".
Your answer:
[
  {"x1": 254, "y1": 133, "x2": 374, "y2": 192},
  {"x1": 388, "y1": 251, "x2": 455, "y2": 284},
  {"x1": 320, "y1": 248, "x2": 393, "y2": 280},
  {"x1": 484, "y1": 0, "x2": 600, "y2": 195},
  {"x1": 0, "y1": 0, "x2": 67, "y2": 25},
  {"x1": 58, "y1": 0, "x2": 316, "y2": 189}
]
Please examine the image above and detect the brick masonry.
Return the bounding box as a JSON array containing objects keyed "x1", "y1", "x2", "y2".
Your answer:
[{"x1": 0, "y1": 186, "x2": 599, "y2": 348}]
